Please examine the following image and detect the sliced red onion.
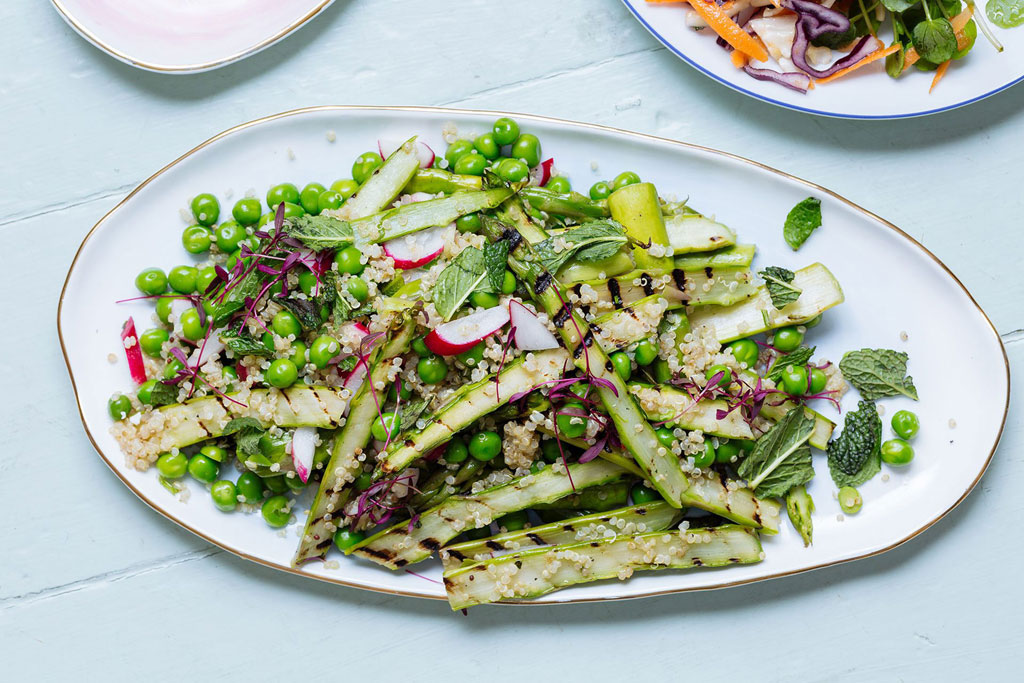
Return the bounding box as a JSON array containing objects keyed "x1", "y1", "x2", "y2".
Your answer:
[
  {"x1": 743, "y1": 65, "x2": 811, "y2": 93},
  {"x1": 782, "y1": 0, "x2": 876, "y2": 79},
  {"x1": 793, "y1": 31, "x2": 875, "y2": 78},
  {"x1": 782, "y1": 0, "x2": 850, "y2": 38}
]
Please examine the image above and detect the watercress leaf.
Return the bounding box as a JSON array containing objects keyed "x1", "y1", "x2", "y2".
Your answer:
[
  {"x1": 952, "y1": 19, "x2": 978, "y2": 59},
  {"x1": 737, "y1": 407, "x2": 816, "y2": 498},
  {"x1": 987, "y1": 0, "x2": 1024, "y2": 28},
  {"x1": 535, "y1": 221, "x2": 629, "y2": 273},
  {"x1": 433, "y1": 247, "x2": 489, "y2": 321},
  {"x1": 287, "y1": 215, "x2": 355, "y2": 250},
  {"x1": 783, "y1": 197, "x2": 822, "y2": 250},
  {"x1": 484, "y1": 240, "x2": 510, "y2": 292},
  {"x1": 885, "y1": 44, "x2": 906, "y2": 78},
  {"x1": 219, "y1": 330, "x2": 273, "y2": 357},
  {"x1": 276, "y1": 296, "x2": 323, "y2": 331},
  {"x1": 839, "y1": 348, "x2": 918, "y2": 400},
  {"x1": 912, "y1": 18, "x2": 957, "y2": 64},
  {"x1": 149, "y1": 381, "x2": 179, "y2": 407},
  {"x1": 811, "y1": 23, "x2": 858, "y2": 49},
  {"x1": 827, "y1": 400, "x2": 882, "y2": 488},
  {"x1": 766, "y1": 345, "x2": 816, "y2": 382},
  {"x1": 881, "y1": 0, "x2": 918, "y2": 12},
  {"x1": 759, "y1": 266, "x2": 802, "y2": 309},
  {"x1": 222, "y1": 417, "x2": 266, "y2": 456}
]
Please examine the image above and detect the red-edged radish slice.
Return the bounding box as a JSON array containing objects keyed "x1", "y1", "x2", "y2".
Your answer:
[
  {"x1": 425, "y1": 306, "x2": 510, "y2": 355},
  {"x1": 343, "y1": 357, "x2": 369, "y2": 398},
  {"x1": 120, "y1": 317, "x2": 147, "y2": 384},
  {"x1": 529, "y1": 158, "x2": 555, "y2": 187},
  {"x1": 189, "y1": 332, "x2": 225, "y2": 368},
  {"x1": 383, "y1": 226, "x2": 445, "y2": 269},
  {"x1": 509, "y1": 300, "x2": 560, "y2": 351},
  {"x1": 337, "y1": 321, "x2": 370, "y2": 351},
  {"x1": 235, "y1": 361, "x2": 248, "y2": 382},
  {"x1": 378, "y1": 138, "x2": 435, "y2": 168},
  {"x1": 289, "y1": 427, "x2": 318, "y2": 483}
]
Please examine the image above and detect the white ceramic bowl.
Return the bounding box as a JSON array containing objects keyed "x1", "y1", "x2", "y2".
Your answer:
[{"x1": 59, "y1": 106, "x2": 1009, "y2": 603}]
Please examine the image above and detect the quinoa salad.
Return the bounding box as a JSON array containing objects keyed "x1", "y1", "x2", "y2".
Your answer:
[{"x1": 107, "y1": 117, "x2": 923, "y2": 609}]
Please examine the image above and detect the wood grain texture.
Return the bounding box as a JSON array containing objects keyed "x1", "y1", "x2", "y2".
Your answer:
[{"x1": 2, "y1": 0, "x2": 1022, "y2": 679}]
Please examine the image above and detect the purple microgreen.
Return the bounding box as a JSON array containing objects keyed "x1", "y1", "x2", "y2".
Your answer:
[
  {"x1": 578, "y1": 433, "x2": 607, "y2": 463},
  {"x1": 404, "y1": 568, "x2": 442, "y2": 585}
]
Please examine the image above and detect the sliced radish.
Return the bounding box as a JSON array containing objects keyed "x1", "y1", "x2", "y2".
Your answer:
[
  {"x1": 338, "y1": 321, "x2": 370, "y2": 351},
  {"x1": 378, "y1": 138, "x2": 435, "y2": 168},
  {"x1": 120, "y1": 317, "x2": 147, "y2": 385},
  {"x1": 383, "y1": 226, "x2": 445, "y2": 269},
  {"x1": 509, "y1": 300, "x2": 560, "y2": 351},
  {"x1": 425, "y1": 306, "x2": 510, "y2": 355},
  {"x1": 290, "y1": 427, "x2": 318, "y2": 483},
  {"x1": 235, "y1": 361, "x2": 248, "y2": 382},
  {"x1": 529, "y1": 158, "x2": 555, "y2": 187},
  {"x1": 394, "y1": 192, "x2": 434, "y2": 207},
  {"x1": 343, "y1": 357, "x2": 369, "y2": 398},
  {"x1": 189, "y1": 331, "x2": 225, "y2": 368}
]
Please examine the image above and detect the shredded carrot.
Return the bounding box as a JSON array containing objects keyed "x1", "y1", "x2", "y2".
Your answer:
[
  {"x1": 815, "y1": 43, "x2": 900, "y2": 85},
  {"x1": 644, "y1": 0, "x2": 688, "y2": 3},
  {"x1": 903, "y1": 7, "x2": 974, "y2": 71},
  {"x1": 731, "y1": 49, "x2": 748, "y2": 68},
  {"x1": 684, "y1": 0, "x2": 769, "y2": 62},
  {"x1": 929, "y1": 60, "x2": 951, "y2": 92}
]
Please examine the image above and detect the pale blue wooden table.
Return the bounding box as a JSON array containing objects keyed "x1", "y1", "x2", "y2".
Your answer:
[{"x1": 3, "y1": 1, "x2": 1020, "y2": 680}]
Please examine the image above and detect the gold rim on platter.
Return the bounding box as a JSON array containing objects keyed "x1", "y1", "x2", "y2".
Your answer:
[{"x1": 56, "y1": 105, "x2": 1011, "y2": 604}]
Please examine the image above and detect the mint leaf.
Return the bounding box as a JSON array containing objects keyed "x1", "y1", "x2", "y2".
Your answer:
[
  {"x1": 433, "y1": 247, "x2": 490, "y2": 321},
  {"x1": 484, "y1": 240, "x2": 510, "y2": 292},
  {"x1": 783, "y1": 197, "x2": 821, "y2": 250},
  {"x1": 398, "y1": 398, "x2": 429, "y2": 432},
  {"x1": 988, "y1": 0, "x2": 1024, "y2": 28},
  {"x1": 222, "y1": 417, "x2": 266, "y2": 456},
  {"x1": 827, "y1": 400, "x2": 882, "y2": 488},
  {"x1": 287, "y1": 215, "x2": 355, "y2": 250},
  {"x1": 839, "y1": 348, "x2": 918, "y2": 401},
  {"x1": 759, "y1": 266, "x2": 802, "y2": 309},
  {"x1": 737, "y1": 407, "x2": 816, "y2": 499},
  {"x1": 335, "y1": 355, "x2": 359, "y2": 373},
  {"x1": 212, "y1": 270, "x2": 265, "y2": 327},
  {"x1": 766, "y1": 345, "x2": 816, "y2": 382},
  {"x1": 276, "y1": 296, "x2": 323, "y2": 331},
  {"x1": 149, "y1": 381, "x2": 179, "y2": 407},
  {"x1": 219, "y1": 330, "x2": 273, "y2": 357},
  {"x1": 535, "y1": 220, "x2": 628, "y2": 273}
]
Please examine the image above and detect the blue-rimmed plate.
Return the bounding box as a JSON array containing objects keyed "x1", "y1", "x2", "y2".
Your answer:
[{"x1": 622, "y1": 0, "x2": 1024, "y2": 119}]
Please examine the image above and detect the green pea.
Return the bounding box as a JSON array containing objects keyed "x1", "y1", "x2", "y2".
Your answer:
[
  {"x1": 330, "y1": 179, "x2": 360, "y2": 199},
  {"x1": 652, "y1": 359, "x2": 672, "y2": 384},
  {"x1": 236, "y1": 472, "x2": 265, "y2": 504},
  {"x1": 295, "y1": 270, "x2": 317, "y2": 297},
  {"x1": 278, "y1": 202, "x2": 305, "y2": 219},
  {"x1": 182, "y1": 225, "x2": 212, "y2": 254},
  {"x1": 530, "y1": 461, "x2": 547, "y2": 474},
  {"x1": 264, "y1": 475, "x2": 289, "y2": 494},
  {"x1": 495, "y1": 158, "x2": 529, "y2": 183},
  {"x1": 157, "y1": 451, "x2": 188, "y2": 479},
  {"x1": 261, "y1": 495, "x2": 291, "y2": 527},
  {"x1": 179, "y1": 308, "x2": 208, "y2": 341},
  {"x1": 417, "y1": 356, "x2": 448, "y2": 384},
  {"x1": 289, "y1": 341, "x2": 308, "y2": 367},
  {"x1": 210, "y1": 480, "x2": 237, "y2": 511},
  {"x1": 388, "y1": 381, "x2": 413, "y2": 402},
  {"x1": 155, "y1": 296, "x2": 178, "y2": 324},
  {"x1": 612, "y1": 171, "x2": 641, "y2": 190},
  {"x1": 352, "y1": 152, "x2": 383, "y2": 184},
  {"x1": 545, "y1": 176, "x2": 571, "y2": 194},
  {"x1": 693, "y1": 441, "x2": 716, "y2": 468},
  {"x1": 334, "y1": 246, "x2": 365, "y2": 275},
  {"x1": 473, "y1": 133, "x2": 500, "y2": 160},
  {"x1": 262, "y1": 332, "x2": 276, "y2": 353},
  {"x1": 411, "y1": 337, "x2": 431, "y2": 357},
  {"x1": 498, "y1": 511, "x2": 528, "y2": 532},
  {"x1": 610, "y1": 351, "x2": 632, "y2": 381},
  {"x1": 200, "y1": 445, "x2": 227, "y2": 463},
  {"x1": 727, "y1": 339, "x2": 759, "y2": 368},
  {"x1": 891, "y1": 410, "x2": 920, "y2": 440},
  {"x1": 108, "y1": 394, "x2": 133, "y2": 420},
  {"x1": 556, "y1": 400, "x2": 588, "y2": 439},
  {"x1": 804, "y1": 314, "x2": 823, "y2": 328},
  {"x1": 838, "y1": 486, "x2": 862, "y2": 514},
  {"x1": 135, "y1": 268, "x2": 167, "y2": 296},
  {"x1": 299, "y1": 183, "x2": 325, "y2": 215},
  {"x1": 705, "y1": 364, "x2": 732, "y2": 387},
  {"x1": 809, "y1": 367, "x2": 828, "y2": 394},
  {"x1": 221, "y1": 366, "x2": 238, "y2": 388},
  {"x1": 445, "y1": 439, "x2": 469, "y2": 464},
  {"x1": 136, "y1": 380, "x2": 158, "y2": 405},
  {"x1": 881, "y1": 438, "x2": 914, "y2": 465},
  {"x1": 353, "y1": 472, "x2": 373, "y2": 491},
  {"x1": 334, "y1": 528, "x2": 366, "y2": 551},
  {"x1": 540, "y1": 439, "x2": 561, "y2": 463},
  {"x1": 139, "y1": 328, "x2": 169, "y2": 358},
  {"x1": 190, "y1": 193, "x2": 220, "y2": 226},
  {"x1": 196, "y1": 267, "x2": 218, "y2": 294},
  {"x1": 272, "y1": 310, "x2": 302, "y2": 338},
  {"x1": 469, "y1": 431, "x2": 502, "y2": 461},
  {"x1": 456, "y1": 213, "x2": 482, "y2": 233},
  {"x1": 167, "y1": 265, "x2": 198, "y2": 294},
  {"x1": 633, "y1": 339, "x2": 658, "y2": 367},
  {"x1": 781, "y1": 365, "x2": 810, "y2": 395},
  {"x1": 258, "y1": 211, "x2": 275, "y2": 228},
  {"x1": 266, "y1": 183, "x2": 299, "y2": 209},
  {"x1": 317, "y1": 190, "x2": 343, "y2": 213},
  {"x1": 285, "y1": 473, "x2": 307, "y2": 492},
  {"x1": 187, "y1": 454, "x2": 220, "y2": 483},
  {"x1": 232, "y1": 198, "x2": 262, "y2": 226},
  {"x1": 511, "y1": 134, "x2": 542, "y2": 168},
  {"x1": 772, "y1": 326, "x2": 804, "y2": 352},
  {"x1": 266, "y1": 359, "x2": 298, "y2": 388},
  {"x1": 454, "y1": 151, "x2": 487, "y2": 176},
  {"x1": 492, "y1": 117, "x2": 520, "y2": 146},
  {"x1": 631, "y1": 482, "x2": 660, "y2": 504},
  {"x1": 457, "y1": 342, "x2": 485, "y2": 368},
  {"x1": 589, "y1": 181, "x2": 612, "y2": 200},
  {"x1": 444, "y1": 140, "x2": 475, "y2": 168},
  {"x1": 715, "y1": 440, "x2": 742, "y2": 464},
  {"x1": 655, "y1": 427, "x2": 675, "y2": 448},
  {"x1": 470, "y1": 291, "x2": 499, "y2": 309},
  {"x1": 500, "y1": 270, "x2": 517, "y2": 295},
  {"x1": 215, "y1": 220, "x2": 247, "y2": 251},
  {"x1": 309, "y1": 335, "x2": 340, "y2": 369},
  {"x1": 371, "y1": 412, "x2": 399, "y2": 441},
  {"x1": 162, "y1": 359, "x2": 184, "y2": 380}
]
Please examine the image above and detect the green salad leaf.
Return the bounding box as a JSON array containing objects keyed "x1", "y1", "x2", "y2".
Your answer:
[
  {"x1": 881, "y1": 0, "x2": 918, "y2": 12},
  {"x1": 221, "y1": 417, "x2": 266, "y2": 456},
  {"x1": 839, "y1": 348, "x2": 918, "y2": 400},
  {"x1": 987, "y1": 0, "x2": 1024, "y2": 27},
  {"x1": 535, "y1": 221, "x2": 628, "y2": 274},
  {"x1": 759, "y1": 266, "x2": 802, "y2": 309},
  {"x1": 484, "y1": 240, "x2": 510, "y2": 292},
  {"x1": 827, "y1": 400, "x2": 882, "y2": 488},
  {"x1": 913, "y1": 18, "x2": 957, "y2": 64},
  {"x1": 783, "y1": 197, "x2": 822, "y2": 250},
  {"x1": 149, "y1": 381, "x2": 179, "y2": 407},
  {"x1": 766, "y1": 345, "x2": 816, "y2": 382},
  {"x1": 219, "y1": 330, "x2": 273, "y2": 357},
  {"x1": 433, "y1": 247, "x2": 494, "y2": 321},
  {"x1": 287, "y1": 215, "x2": 355, "y2": 250},
  {"x1": 737, "y1": 407, "x2": 816, "y2": 499},
  {"x1": 885, "y1": 44, "x2": 906, "y2": 78}
]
